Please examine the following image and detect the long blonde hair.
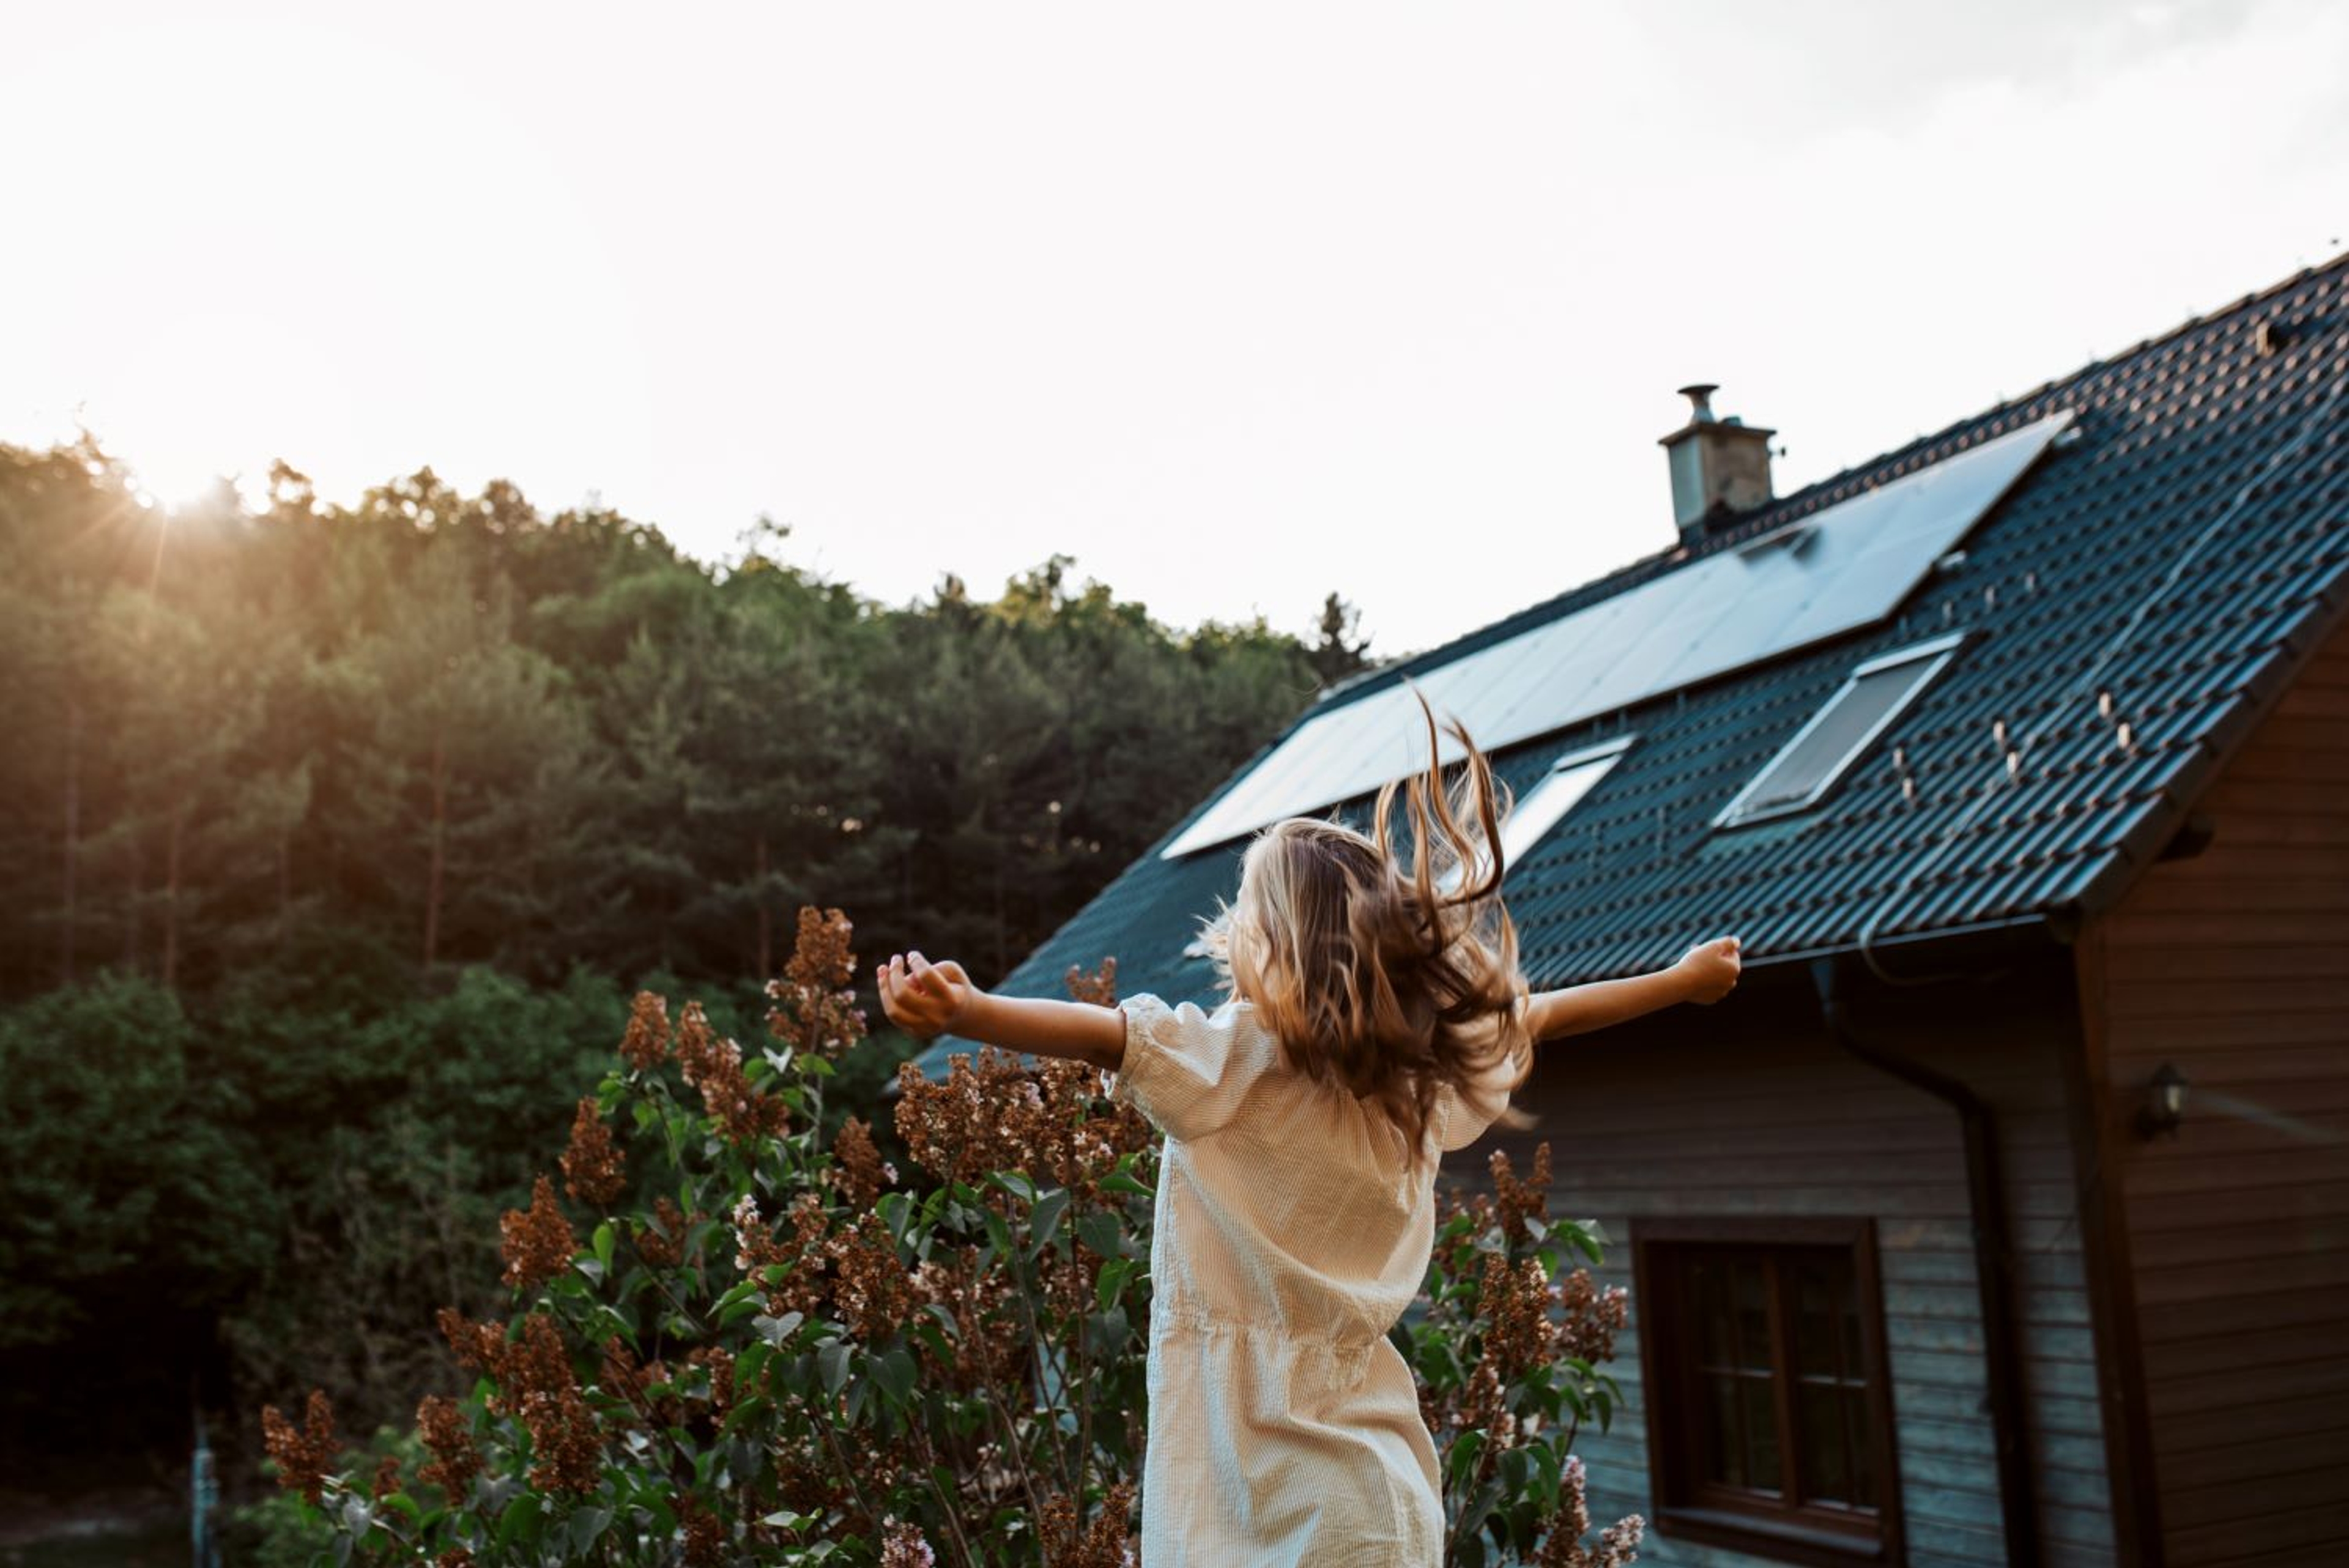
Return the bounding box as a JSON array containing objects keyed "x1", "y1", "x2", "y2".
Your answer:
[{"x1": 1198, "y1": 684, "x2": 1537, "y2": 1175}]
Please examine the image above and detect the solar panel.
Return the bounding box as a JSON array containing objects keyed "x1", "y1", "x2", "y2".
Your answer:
[
  {"x1": 1712, "y1": 634, "x2": 1964, "y2": 826},
  {"x1": 1162, "y1": 407, "x2": 2073, "y2": 859}
]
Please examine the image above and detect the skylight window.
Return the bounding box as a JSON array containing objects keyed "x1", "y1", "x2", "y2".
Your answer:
[
  {"x1": 1438, "y1": 735, "x2": 1635, "y2": 891},
  {"x1": 1497, "y1": 736, "x2": 1634, "y2": 872},
  {"x1": 1713, "y1": 633, "x2": 1965, "y2": 828}
]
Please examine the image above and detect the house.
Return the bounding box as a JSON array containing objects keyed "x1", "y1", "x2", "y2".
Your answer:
[{"x1": 906, "y1": 253, "x2": 2349, "y2": 1566}]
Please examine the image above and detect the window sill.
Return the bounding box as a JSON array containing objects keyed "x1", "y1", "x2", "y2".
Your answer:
[{"x1": 1655, "y1": 1504, "x2": 1893, "y2": 1568}]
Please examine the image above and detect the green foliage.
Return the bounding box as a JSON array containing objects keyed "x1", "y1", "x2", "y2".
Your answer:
[{"x1": 0, "y1": 436, "x2": 1344, "y2": 1479}]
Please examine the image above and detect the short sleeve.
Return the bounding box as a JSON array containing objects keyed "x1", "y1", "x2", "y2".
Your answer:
[
  {"x1": 1436, "y1": 1006, "x2": 1529, "y2": 1151},
  {"x1": 1436, "y1": 1071, "x2": 1511, "y2": 1151},
  {"x1": 1109, "y1": 992, "x2": 1264, "y2": 1143}
]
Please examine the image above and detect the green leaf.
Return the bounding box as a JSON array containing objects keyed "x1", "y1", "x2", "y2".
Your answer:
[
  {"x1": 1094, "y1": 1255, "x2": 1135, "y2": 1312},
  {"x1": 593, "y1": 1222, "x2": 615, "y2": 1272},
  {"x1": 1098, "y1": 1169, "x2": 1153, "y2": 1198},
  {"x1": 1075, "y1": 1209, "x2": 1127, "y2": 1261},
  {"x1": 989, "y1": 1170, "x2": 1038, "y2": 1205},
  {"x1": 1026, "y1": 1187, "x2": 1071, "y2": 1258},
  {"x1": 874, "y1": 1345, "x2": 917, "y2": 1406},
  {"x1": 801, "y1": 1054, "x2": 836, "y2": 1077},
  {"x1": 981, "y1": 1204, "x2": 1014, "y2": 1261},
  {"x1": 817, "y1": 1339, "x2": 850, "y2": 1398},
  {"x1": 1088, "y1": 1306, "x2": 1130, "y2": 1356},
  {"x1": 1445, "y1": 1429, "x2": 1485, "y2": 1490},
  {"x1": 495, "y1": 1492, "x2": 543, "y2": 1551},
  {"x1": 568, "y1": 1506, "x2": 612, "y2": 1553}
]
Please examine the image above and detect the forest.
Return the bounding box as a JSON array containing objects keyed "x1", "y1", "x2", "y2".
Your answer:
[{"x1": 0, "y1": 437, "x2": 1372, "y2": 1489}]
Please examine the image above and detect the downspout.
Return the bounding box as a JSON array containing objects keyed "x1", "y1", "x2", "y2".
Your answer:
[{"x1": 1809, "y1": 954, "x2": 2040, "y2": 1568}]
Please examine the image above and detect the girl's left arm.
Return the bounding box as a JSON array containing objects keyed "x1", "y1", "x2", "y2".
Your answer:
[
  {"x1": 877, "y1": 951, "x2": 1125, "y2": 1071},
  {"x1": 1526, "y1": 935, "x2": 1741, "y2": 1042}
]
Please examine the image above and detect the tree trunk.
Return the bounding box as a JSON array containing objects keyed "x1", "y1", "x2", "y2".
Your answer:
[
  {"x1": 423, "y1": 724, "x2": 447, "y2": 972},
  {"x1": 61, "y1": 692, "x2": 80, "y2": 985},
  {"x1": 163, "y1": 798, "x2": 185, "y2": 989}
]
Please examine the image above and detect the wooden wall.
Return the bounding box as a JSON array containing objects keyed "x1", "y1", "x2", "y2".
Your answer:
[
  {"x1": 1440, "y1": 957, "x2": 2120, "y2": 1567},
  {"x1": 2082, "y1": 608, "x2": 2349, "y2": 1566}
]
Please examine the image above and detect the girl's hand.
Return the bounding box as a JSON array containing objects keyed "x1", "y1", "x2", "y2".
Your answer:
[
  {"x1": 877, "y1": 950, "x2": 981, "y2": 1042},
  {"x1": 1674, "y1": 935, "x2": 1743, "y2": 1004}
]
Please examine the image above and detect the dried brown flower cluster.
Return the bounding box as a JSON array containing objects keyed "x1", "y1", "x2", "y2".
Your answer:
[
  {"x1": 829, "y1": 1113, "x2": 898, "y2": 1210},
  {"x1": 1041, "y1": 1243, "x2": 1106, "y2": 1321},
  {"x1": 828, "y1": 1210, "x2": 917, "y2": 1342},
  {"x1": 499, "y1": 1175, "x2": 577, "y2": 1291},
  {"x1": 732, "y1": 1192, "x2": 832, "y2": 1320},
  {"x1": 370, "y1": 1455, "x2": 403, "y2": 1499},
  {"x1": 676, "y1": 1000, "x2": 792, "y2": 1145},
  {"x1": 1553, "y1": 1268, "x2": 1630, "y2": 1367},
  {"x1": 1064, "y1": 956, "x2": 1118, "y2": 1007},
  {"x1": 436, "y1": 1550, "x2": 476, "y2": 1568},
  {"x1": 1037, "y1": 1477, "x2": 1138, "y2": 1568},
  {"x1": 620, "y1": 989, "x2": 672, "y2": 1071},
  {"x1": 1491, "y1": 1142, "x2": 1553, "y2": 1246},
  {"x1": 1479, "y1": 1252, "x2": 1557, "y2": 1386},
  {"x1": 766, "y1": 905, "x2": 867, "y2": 1059},
  {"x1": 436, "y1": 1310, "x2": 602, "y2": 1494},
  {"x1": 877, "y1": 1516, "x2": 939, "y2": 1568},
  {"x1": 260, "y1": 1389, "x2": 337, "y2": 1505},
  {"x1": 680, "y1": 1493, "x2": 727, "y2": 1567},
  {"x1": 633, "y1": 1196, "x2": 694, "y2": 1268},
  {"x1": 894, "y1": 1045, "x2": 1151, "y2": 1202},
  {"x1": 560, "y1": 1096, "x2": 626, "y2": 1207},
  {"x1": 415, "y1": 1394, "x2": 481, "y2": 1498},
  {"x1": 1535, "y1": 1454, "x2": 1646, "y2": 1567}
]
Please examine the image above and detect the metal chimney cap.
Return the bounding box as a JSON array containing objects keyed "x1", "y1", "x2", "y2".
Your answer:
[{"x1": 1677, "y1": 384, "x2": 1720, "y2": 422}]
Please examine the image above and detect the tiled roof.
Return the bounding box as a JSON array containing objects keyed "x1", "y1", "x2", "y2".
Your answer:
[{"x1": 910, "y1": 253, "x2": 2349, "y2": 1077}]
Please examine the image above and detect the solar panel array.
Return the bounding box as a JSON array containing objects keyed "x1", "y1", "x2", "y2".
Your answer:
[{"x1": 1160, "y1": 407, "x2": 2076, "y2": 858}]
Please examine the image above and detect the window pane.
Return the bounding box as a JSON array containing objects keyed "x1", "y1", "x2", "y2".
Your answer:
[
  {"x1": 1693, "y1": 1259, "x2": 1735, "y2": 1368},
  {"x1": 1702, "y1": 1375, "x2": 1746, "y2": 1488},
  {"x1": 1841, "y1": 1279, "x2": 1868, "y2": 1380},
  {"x1": 1733, "y1": 1260, "x2": 1773, "y2": 1373},
  {"x1": 1844, "y1": 1388, "x2": 1877, "y2": 1509},
  {"x1": 1742, "y1": 1377, "x2": 1783, "y2": 1493},
  {"x1": 1799, "y1": 1382, "x2": 1854, "y2": 1504},
  {"x1": 1796, "y1": 1260, "x2": 1839, "y2": 1380}
]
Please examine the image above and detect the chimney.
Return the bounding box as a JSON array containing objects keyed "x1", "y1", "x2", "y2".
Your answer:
[{"x1": 1659, "y1": 383, "x2": 1775, "y2": 548}]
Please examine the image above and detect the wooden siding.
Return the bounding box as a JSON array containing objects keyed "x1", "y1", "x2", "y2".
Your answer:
[
  {"x1": 2085, "y1": 608, "x2": 2349, "y2": 1566},
  {"x1": 1442, "y1": 960, "x2": 2119, "y2": 1568}
]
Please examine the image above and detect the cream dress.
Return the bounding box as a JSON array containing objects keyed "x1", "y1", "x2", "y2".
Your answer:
[{"x1": 1107, "y1": 991, "x2": 1516, "y2": 1567}]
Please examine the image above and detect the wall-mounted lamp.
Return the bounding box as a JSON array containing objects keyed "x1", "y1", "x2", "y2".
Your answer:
[{"x1": 2137, "y1": 1062, "x2": 2189, "y2": 1139}]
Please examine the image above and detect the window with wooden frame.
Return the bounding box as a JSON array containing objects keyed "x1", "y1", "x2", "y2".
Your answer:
[{"x1": 1632, "y1": 1217, "x2": 1904, "y2": 1566}]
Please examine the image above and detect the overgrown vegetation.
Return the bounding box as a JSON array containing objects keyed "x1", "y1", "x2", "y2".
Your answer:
[{"x1": 248, "y1": 916, "x2": 1642, "y2": 1565}]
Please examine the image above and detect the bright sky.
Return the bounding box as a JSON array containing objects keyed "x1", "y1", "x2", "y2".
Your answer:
[{"x1": 4, "y1": 1, "x2": 2343, "y2": 656}]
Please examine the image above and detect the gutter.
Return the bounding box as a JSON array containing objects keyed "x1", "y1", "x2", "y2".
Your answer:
[{"x1": 1809, "y1": 951, "x2": 2041, "y2": 1568}]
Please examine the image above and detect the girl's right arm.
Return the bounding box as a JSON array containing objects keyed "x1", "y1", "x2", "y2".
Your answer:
[
  {"x1": 877, "y1": 951, "x2": 1126, "y2": 1071},
  {"x1": 1525, "y1": 935, "x2": 1740, "y2": 1042}
]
